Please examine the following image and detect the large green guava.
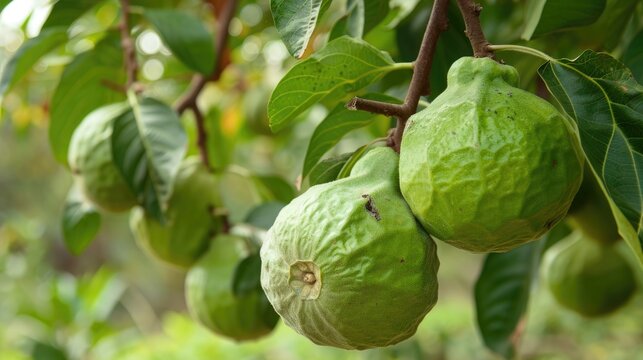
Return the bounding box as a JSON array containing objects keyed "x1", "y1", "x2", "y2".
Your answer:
[
  {"x1": 130, "y1": 157, "x2": 222, "y2": 268},
  {"x1": 399, "y1": 57, "x2": 583, "y2": 253},
  {"x1": 68, "y1": 103, "x2": 137, "y2": 212},
  {"x1": 260, "y1": 147, "x2": 439, "y2": 350},
  {"x1": 544, "y1": 230, "x2": 637, "y2": 317},
  {"x1": 186, "y1": 234, "x2": 279, "y2": 341},
  {"x1": 566, "y1": 169, "x2": 619, "y2": 244}
]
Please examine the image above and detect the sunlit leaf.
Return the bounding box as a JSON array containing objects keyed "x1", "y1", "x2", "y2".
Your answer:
[
  {"x1": 62, "y1": 184, "x2": 101, "y2": 255},
  {"x1": 111, "y1": 96, "x2": 187, "y2": 222},
  {"x1": 49, "y1": 34, "x2": 126, "y2": 165},
  {"x1": 539, "y1": 50, "x2": 643, "y2": 264},
  {"x1": 268, "y1": 36, "x2": 403, "y2": 132},
  {"x1": 522, "y1": 0, "x2": 606, "y2": 40},
  {"x1": 270, "y1": 0, "x2": 331, "y2": 58},
  {"x1": 145, "y1": 9, "x2": 215, "y2": 75},
  {"x1": 0, "y1": 28, "x2": 67, "y2": 97}
]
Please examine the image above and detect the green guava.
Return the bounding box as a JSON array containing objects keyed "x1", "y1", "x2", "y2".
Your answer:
[
  {"x1": 260, "y1": 147, "x2": 439, "y2": 350},
  {"x1": 185, "y1": 234, "x2": 279, "y2": 341},
  {"x1": 130, "y1": 157, "x2": 222, "y2": 268},
  {"x1": 399, "y1": 57, "x2": 583, "y2": 253},
  {"x1": 68, "y1": 103, "x2": 137, "y2": 212},
  {"x1": 544, "y1": 231, "x2": 637, "y2": 317},
  {"x1": 566, "y1": 169, "x2": 619, "y2": 244}
]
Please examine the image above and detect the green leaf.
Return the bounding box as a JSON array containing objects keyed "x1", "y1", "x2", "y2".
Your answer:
[
  {"x1": 308, "y1": 152, "x2": 352, "y2": 186},
  {"x1": 538, "y1": 50, "x2": 643, "y2": 265},
  {"x1": 0, "y1": 0, "x2": 11, "y2": 13},
  {"x1": 42, "y1": 0, "x2": 102, "y2": 30},
  {"x1": 270, "y1": 0, "x2": 331, "y2": 58},
  {"x1": 302, "y1": 93, "x2": 399, "y2": 178},
  {"x1": 623, "y1": 29, "x2": 643, "y2": 83},
  {"x1": 522, "y1": 0, "x2": 606, "y2": 40},
  {"x1": 62, "y1": 185, "x2": 101, "y2": 255},
  {"x1": 0, "y1": 28, "x2": 67, "y2": 97},
  {"x1": 78, "y1": 267, "x2": 126, "y2": 321},
  {"x1": 49, "y1": 34, "x2": 126, "y2": 165},
  {"x1": 145, "y1": 9, "x2": 215, "y2": 75},
  {"x1": 336, "y1": 143, "x2": 371, "y2": 179},
  {"x1": 232, "y1": 253, "x2": 262, "y2": 296},
  {"x1": 268, "y1": 36, "x2": 402, "y2": 132},
  {"x1": 111, "y1": 96, "x2": 187, "y2": 222},
  {"x1": 244, "y1": 201, "x2": 285, "y2": 230},
  {"x1": 333, "y1": 0, "x2": 389, "y2": 39},
  {"x1": 253, "y1": 175, "x2": 296, "y2": 203},
  {"x1": 475, "y1": 239, "x2": 544, "y2": 359}
]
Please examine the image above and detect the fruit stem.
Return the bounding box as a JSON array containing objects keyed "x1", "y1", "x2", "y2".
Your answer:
[
  {"x1": 488, "y1": 44, "x2": 555, "y2": 62},
  {"x1": 174, "y1": 0, "x2": 239, "y2": 171},
  {"x1": 455, "y1": 0, "x2": 495, "y2": 59},
  {"x1": 118, "y1": 0, "x2": 139, "y2": 91},
  {"x1": 346, "y1": 0, "x2": 450, "y2": 152}
]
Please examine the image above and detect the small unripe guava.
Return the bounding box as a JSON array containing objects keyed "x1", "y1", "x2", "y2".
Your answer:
[
  {"x1": 261, "y1": 147, "x2": 439, "y2": 350},
  {"x1": 399, "y1": 57, "x2": 583, "y2": 252},
  {"x1": 186, "y1": 234, "x2": 279, "y2": 341},
  {"x1": 130, "y1": 157, "x2": 222, "y2": 268},
  {"x1": 68, "y1": 103, "x2": 137, "y2": 212}
]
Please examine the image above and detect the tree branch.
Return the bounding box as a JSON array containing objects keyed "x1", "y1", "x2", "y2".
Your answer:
[
  {"x1": 174, "y1": 0, "x2": 238, "y2": 171},
  {"x1": 119, "y1": 0, "x2": 138, "y2": 89},
  {"x1": 347, "y1": 0, "x2": 450, "y2": 152},
  {"x1": 455, "y1": 0, "x2": 494, "y2": 58}
]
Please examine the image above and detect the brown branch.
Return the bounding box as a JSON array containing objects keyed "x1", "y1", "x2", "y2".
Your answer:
[
  {"x1": 347, "y1": 0, "x2": 450, "y2": 152},
  {"x1": 455, "y1": 0, "x2": 494, "y2": 58},
  {"x1": 174, "y1": 0, "x2": 238, "y2": 171},
  {"x1": 119, "y1": 0, "x2": 138, "y2": 89}
]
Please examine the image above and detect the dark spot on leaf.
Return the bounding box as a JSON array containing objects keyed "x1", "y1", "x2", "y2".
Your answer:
[
  {"x1": 400, "y1": 258, "x2": 405, "y2": 263},
  {"x1": 361, "y1": 194, "x2": 381, "y2": 221}
]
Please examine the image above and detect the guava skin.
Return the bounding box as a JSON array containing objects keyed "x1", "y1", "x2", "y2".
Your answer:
[
  {"x1": 545, "y1": 231, "x2": 637, "y2": 317},
  {"x1": 186, "y1": 234, "x2": 279, "y2": 341},
  {"x1": 130, "y1": 158, "x2": 222, "y2": 268},
  {"x1": 399, "y1": 57, "x2": 583, "y2": 253},
  {"x1": 68, "y1": 103, "x2": 137, "y2": 212},
  {"x1": 261, "y1": 147, "x2": 439, "y2": 350}
]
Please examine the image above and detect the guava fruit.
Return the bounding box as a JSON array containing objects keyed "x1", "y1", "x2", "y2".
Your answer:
[
  {"x1": 130, "y1": 158, "x2": 222, "y2": 268},
  {"x1": 566, "y1": 170, "x2": 619, "y2": 245},
  {"x1": 68, "y1": 103, "x2": 137, "y2": 212},
  {"x1": 260, "y1": 147, "x2": 439, "y2": 350},
  {"x1": 399, "y1": 57, "x2": 583, "y2": 253},
  {"x1": 186, "y1": 234, "x2": 279, "y2": 341},
  {"x1": 545, "y1": 231, "x2": 637, "y2": 317}
]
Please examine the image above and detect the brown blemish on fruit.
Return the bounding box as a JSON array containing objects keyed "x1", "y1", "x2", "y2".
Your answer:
[{"x1": 362, "y1": 194, "x2": 381, "y2": 221}]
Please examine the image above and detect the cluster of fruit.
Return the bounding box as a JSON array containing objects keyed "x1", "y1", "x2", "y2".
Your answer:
[
  {"x1": 68, "y1": 105, "x2": 278, "y2": 341},
  {"x1": 260, "y1": 57, "x2": 635, "y2": 349}
]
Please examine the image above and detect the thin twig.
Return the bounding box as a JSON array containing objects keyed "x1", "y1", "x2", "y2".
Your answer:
[
  {"x1": 119, "y1": 0, "x2": 138, "y2": 89},
  {"x1": 174, "y1": 0, "x2": 238, "y2": 171},
  {"x1": 455, "y1": 0, "x2": 494, "y2": 58},
  {"x1": 347, "y1": 0, "x2": 450, "y2": 152}
]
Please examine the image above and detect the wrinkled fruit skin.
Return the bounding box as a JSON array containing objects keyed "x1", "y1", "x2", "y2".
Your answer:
[
  {"x1": 186, "y1": 235, "x2": 279, "y2": 341},
  {"x1": 400, "y1": 57, "x2": 583, "y2": 252},
  {"x1": 545, "y1": 231, "x2": 637, "y2": 317},
  {"x1": 130, "y1": 158, "x2": 222, "y2": 268},
  {"x1": 261, "y1": 147, "x2": 439, "y2": 350},
  {"x1": 68, "y1": 103, "x2": 137, "y2": 212},
  {"x1": 566, "y1": 168, "x2": 619, "y2": 244}
]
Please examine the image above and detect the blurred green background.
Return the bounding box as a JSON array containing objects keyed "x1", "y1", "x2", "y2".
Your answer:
[{"x1": 1, "y1": 0, "x2": 643, "y2": 359}]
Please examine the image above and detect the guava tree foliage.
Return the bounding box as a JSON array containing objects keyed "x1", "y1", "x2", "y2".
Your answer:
[{"x1": 0, "y1": 0, "x2": 641, "y2": 358}]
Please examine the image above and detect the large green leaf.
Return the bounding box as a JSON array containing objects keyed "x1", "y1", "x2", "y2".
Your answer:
[
  {"x1": 62, "y1": 185, "x2": 101, "y2": 255},
  {"x1": 336, "y1": 143, "x2": 372, "y2": 179},
  {"x1": 538, "y1": 50, "x2": 643, "y2": 265},
  {"x1": 307, "y1": 152, "x2": 352, "y2": 186},
  {"x1": 268, "y1": 36, "x2": 405, "y2": 132},
  {"x1": 302, "y1": 93, "x2": 398, "y2": 178},
  {"x1": 270, "y1": 0, "x2": 331, "y2": 58},
  {"x1": 49, "y1": 34, "x2": 126, "y2": 165},
  {"x1": 0, "y1": 28, "x2": 67, "y2": 97},
  {"x1": 253, "y1": 175, "x2": 296, "y2": 203},
  {"x1": 145, "y1": 9, "x2": 215, "y2": 75},
  {"x1": 0, "y1": 0, "x2": 11, "y2": 13},
  {"x1": 623, "y1": 29, "x2": 643, "y2": 83},
  {"x1": 474, "y1": 240, "x2": 544, "y2": 359},
  {"x1": 111, "y1": 96, "x2": 187, "y2": 222},
  {"x1": 522, "y1": 0, "x2": 606, "y2": 40},
  {"x1": 42, "y1": 0, "x2": 103, "y2": 30}
]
